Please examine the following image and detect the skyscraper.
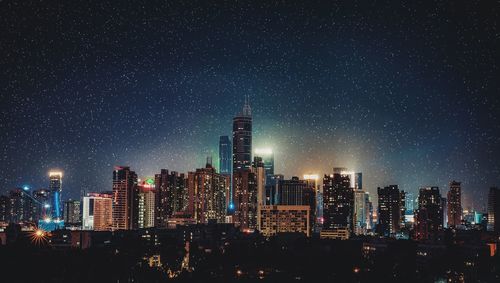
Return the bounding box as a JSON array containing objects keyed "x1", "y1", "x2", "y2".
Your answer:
[
  {"x1": 487, "y1": 187, "x2": 500, "y2": 232},
  {"x1": 415, "y1": 187, "x2": 444, "y2": 241},
  {"x1": 83, "y1": 192, "x2": 113, "y2": 231},
  {"x1": 232, "y1": 97, "x2": 252, "y2": 172},
  {"x1": 447, "y1": 181, "x2": 462, "y2": 228},
  {"x1": 219, "y1": 136, "x2": 232, "y2": 175},
  {"x1": 49, "y1": 171, "x2": 63, "y2": 220},
  {"x1": 233, "y1": 170, "x2": 257, "y2": 230},
  {"x1": 63, "y1": 199, "x2": 81, "y2": 226},
  {"x1": 322, "y1": 170, "x2": 354, "y2": 233},
  {"x1": 188, "y1": 160, "x2": 230, "y2": 224},
  {"x1": 8, "y1": 188, "x2": 35, "y2": 223},
  {"x1": 377, "y1": 185, "x2": 405, "y2": 237},
  {"x1": 354, "y1": 173, "x2": 362, "y2": 190},
  {"x1": 138, "y1": 178, "x2": 156, "y2": 228},
  {"x1": 112, "y1": 166, "x2": 138, "y2": 230},
  {"x1": 254, "y1": 148, "x2": 274, "y2": 186},
  {"x1": 354, "y1": 190, "x2": 369, "y2": 235},
  {"x1": 232, "y1": 98, "x2": 256, "y2": 230},
  {"x1": 155, "y1": 169, "x2": 189, "y2": 227}
]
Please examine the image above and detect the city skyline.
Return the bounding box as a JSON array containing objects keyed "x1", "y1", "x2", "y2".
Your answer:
[{"x1": 1, "y1": 1, "x2": 499, "y2": 212}]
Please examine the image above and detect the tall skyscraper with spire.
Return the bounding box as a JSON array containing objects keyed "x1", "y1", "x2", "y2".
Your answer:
[
  {"x1": 232, "y1": 97, "x2": 256, "y2": 230},
  {"x1": 232, "y1": 96, "x2": 252, "y2": 172}
]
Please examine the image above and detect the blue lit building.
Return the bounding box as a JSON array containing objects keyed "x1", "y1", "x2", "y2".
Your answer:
[{"x1": 49, "y1": 171, "x2": 63, "y2": 220}]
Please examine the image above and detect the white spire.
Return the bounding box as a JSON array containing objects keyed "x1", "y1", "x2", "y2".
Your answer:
[{"x1": 242, "y1": 95, "x2": 251, "y2": 116}]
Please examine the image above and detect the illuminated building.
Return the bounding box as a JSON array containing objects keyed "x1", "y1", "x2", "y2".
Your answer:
[
  {"x1": 154, "y1": 170, "x2": 188, "y2": 228},
  {"x1": 138, "y1": 178, "x2": 156, "y2": 228},
  {"x1": 232, "y1": 97, "x2": 252, "y2": 207},
  {"x1": 259, "y1": 205, "x2": 310, "y2": 237},
  {"x1": 415, "y1": 187, "x2": 444, "y2": 241},
  {"x1": 63, "y1": 199, "x2": 81, "y2": 226},
  {"x1": 112, "y1": 166, "x2": 138, "y2": 230},
  {"x1": 354, "y1": 173, "x2": 362, "y2": 190},
  {"x1": 254, "y1": 148, "x2": 274, "y2": 186},
  {"x1": 304, "y1": 174, "x2": 322, "y2": 232},
  {"x1": 82, "y1": 192, "x2": 113, "y2": 231},
  {"x1": 322, "y1": 170, "x2": 354, "y2": 233},
  {"x1": 49, "y1": 171, "x2": 63, "y2": 220},
  {"x1": 354, "y1": 190, "x2": 370, "y2": 235},
  {"x1": 265, "y1": 174, "x2": 283, "y2": 205},
  {"x1": 233, "y1": 170, "x2": 257, "y2": 230},
  {"x1": 487, "y1": 187, "x2": 500, "y2": 232},
  {"x1": 377, "y1": 185, "x2": 405, "y2": 237},
  {"x1": 0, "y1": 195, "x2": 9, "y2": 223},
  {"x1": 9, "y1": 188, "x2": 35, "y2": 223},
  {"x1": 320, "y1": 228, "x2": 350, "y2": 240},
  {"x1": 232, "y1": 97, "x2": 252, "y2": 172},
  {"x1": 219, "y1": 135, "x2": 232, "y2": 175},
  {"x1": 32, "y1": 189, "x2": 51, "y2": 220},
  {"x1": 447, "y1": 181, "x2": 462, "y2": 228},
  {"x1": 188, "y1": 160, "x2": 230, "y2": 224}
]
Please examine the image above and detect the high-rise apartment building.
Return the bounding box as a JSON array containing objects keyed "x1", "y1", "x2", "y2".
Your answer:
[
  {"x1": 377, "y1": 185, "x2": 405, "y2": 237},
  {"x1": 415, "y1": 187, "x2": 444, "y2": 241},
  {"x1": 188, "y1": 161, "x2": 230, "y2": 224},
  {"x1": 112, "y1": 166, "x2": 138, "y2": 230}
]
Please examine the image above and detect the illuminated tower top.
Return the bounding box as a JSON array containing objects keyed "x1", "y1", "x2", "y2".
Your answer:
[{"x1": 49, "y1": 170, "x2": 63, "y2": 220}]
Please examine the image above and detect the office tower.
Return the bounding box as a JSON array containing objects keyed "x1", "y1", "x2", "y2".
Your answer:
[
  {"x1": 322, "y1": 171, "x2": 354, "y2": 233},
  {"x1": 259, "y1": 205, "x2": 310, "y2": 237},
  {"x1": 447, "y1": 181, "x2": 462, "y2": 228},
  {"x1": 365, "y1": 193, "x2": 374, "y2": 231},
  {"x1": 253, "y1": 157, "x2": 266, "y2": 207},
  {"x1": 188, "y1": 160, "x2": 230, "y2": 224},
  {"x1": 415, "y1": 187, "x2": 444, "y2": 241},
  {"x1": 83, "y1": 192, "x2": 113, "y2": 231},
  {"x1": 49, "y1": 171, "x2": 63, "y2": 220},
  {"x1": 155, "y1": 169, "x2": 189, "y2": 228},
  {"x1": 304, "y1": 174, "x2": 321, "y2": 232},
  {"x1": 112, "y1": 166, "x2": 138, "y2": 230},
  {"x1": 8, "y1": 188, "x2": 35, "y2": 223},
  {"x1": 63, "y1": 200, "x2": 81, "y2": 226},
  {"x1": 232, "y1": 97, "x2": 252, "y2": 172},
  {"x1": 488, "y1": 187, "x2": 500, "y2": 232},
  {"x1": 232, "y1": 98, "x2": 257, "y2": 229},
  {"x1": 0, "y1": 195, "x2": 9, "y2": 223},
  {"x1": 354, "y1": 173, "x2": 362, "y2": 190},
  {"x1": 32, "y1": 189, "x2": 50, "y2": 220},
  {"x1": 233, "y1": 170, "x2": 257, "y2": 230},
  {"x1": 138, "y1": 178, "x2": 156, "y2": 228},
  {"x1": 277, "y1": 177, "x2": 307, "y2": 205},
  {"x1": 265, "y1": 174, "x2": 284, "y2": 205},
  {"x1": 219, "y1": 136, "x2": 232, "y2": 175},
  {"x1": 354, "y1": 190, "x2": 369, "y2": 235},
  {"x1": 377, "y1": 185, "x2": 405, "y2": 237},
  {"x1": 254, "y1": 148, "x2": 275, "y2": 186},
  {"x1": 405, "y1": 192, "x2": 415, "y2": 214}
]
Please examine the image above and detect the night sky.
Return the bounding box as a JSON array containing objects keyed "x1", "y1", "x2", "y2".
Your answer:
[{"x1": 1, "y1": 1, "x2": 499, "y2": 210}]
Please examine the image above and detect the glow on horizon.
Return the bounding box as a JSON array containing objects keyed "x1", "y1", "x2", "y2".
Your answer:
[
  {"x1": 255, "y1": 148, "x2": 273, "y2": 155},
  {"x1": 303, "y1": 174, "x2": 319, "y2": 180}
]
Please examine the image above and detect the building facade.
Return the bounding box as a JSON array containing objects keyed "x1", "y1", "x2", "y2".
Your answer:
[
  {"x1": 415, "y1": 187, "x2": 444, "y2": 241},
  {"x1": 259, "y1": 205, "x2": 310, "y2": 237},
  {"x1": 447, "y1": 181, "x2": 462, "y2": 228},
  {"x1": 188, "y1": 162, "x2": 230, "y2": 224},
  {"x1": 112, "y1": 166, "x2": 138, "y2": 230}
]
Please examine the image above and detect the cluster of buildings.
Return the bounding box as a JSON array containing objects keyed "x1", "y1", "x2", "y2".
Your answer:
[{"x1": 1, "y1": 100, "x2": 500, "y2": 243}]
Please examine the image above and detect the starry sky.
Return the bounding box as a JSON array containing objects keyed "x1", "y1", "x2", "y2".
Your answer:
[{"x1": 1, "y1": 0, "x2": 499, "y2": 210}]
